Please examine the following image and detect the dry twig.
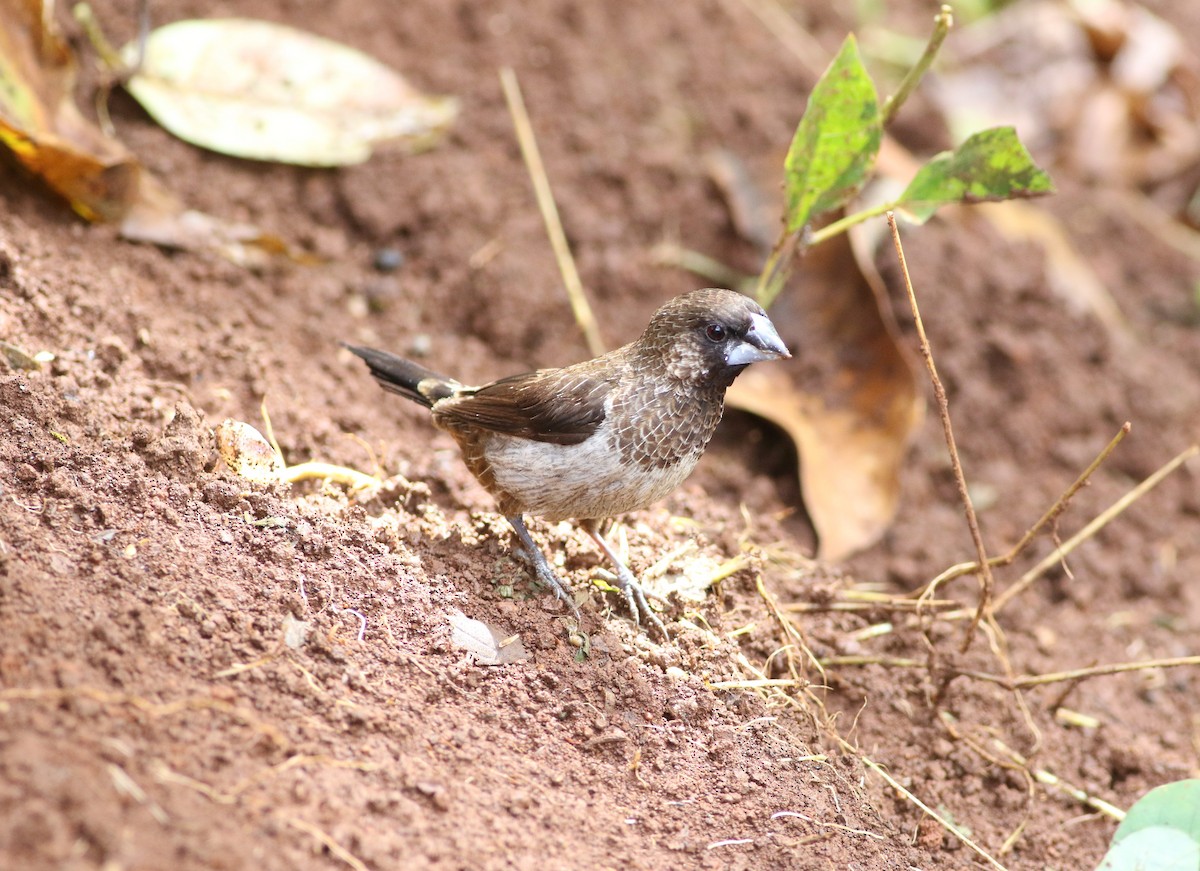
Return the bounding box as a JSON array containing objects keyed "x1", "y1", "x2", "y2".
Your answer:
[
  {"x1": 500, "y1": 67, "x2": 605, "y2": 356},
  {"x1": 888, "y1": 212, "x2": 994, "y2": 650}
]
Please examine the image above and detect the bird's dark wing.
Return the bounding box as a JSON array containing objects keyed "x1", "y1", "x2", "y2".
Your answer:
[{"x1": 433, "y1": 367, "x2": 613, "y2": 446}]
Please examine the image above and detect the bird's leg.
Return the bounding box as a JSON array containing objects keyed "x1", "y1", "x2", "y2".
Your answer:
[
  {"x1": 506, "y1": 515, "x2": 581, "y2": 619},
  {"x1": 580, "y1": 519, "x2": 668, "y2": 638}
]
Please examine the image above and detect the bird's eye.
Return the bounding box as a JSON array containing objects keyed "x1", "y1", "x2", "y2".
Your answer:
[{"x1": 705, "y1": 323, "x2": 728, "y2": 343}]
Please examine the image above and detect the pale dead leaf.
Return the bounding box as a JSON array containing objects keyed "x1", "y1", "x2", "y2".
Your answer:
[
  {"x1": 976, "y1": 201, "x2": 1129, "y2": 337},
  {"x1": 933, "y1": 0, "x2": 1199, "y2": 188},
  {"x1": 122, "y1": 18, "x2": 458, "y2": 166},
  {"x1": 282, "y1": 614, "x2": 311, "y2": 650},
  {"x1": 121, "y1": 173, "x2": 303, "y2": 266},
  {"x1": 447, "y1": 610, "x2": 529, "y2": 666}
]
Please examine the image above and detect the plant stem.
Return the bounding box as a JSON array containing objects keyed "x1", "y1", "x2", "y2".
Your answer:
[
  {"x1": 808, "y1": 200, "x2": 896, "y2": 247},
  {"x1": 888, "y1": 212, "x2": 995, "y2": 652},
  {"x1": 72, "y1": 3, "x2": 125, "y2": 72},
  {"x1": 754, "y1": 229, "x2": 803, "y2": 310},
  {"x1": 880, "y1": 5, "x2": 954, "y2": 127}
]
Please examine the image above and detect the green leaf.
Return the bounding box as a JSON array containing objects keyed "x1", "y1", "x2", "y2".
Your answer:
[
  {"x1": 122, "y1": 19, "x2": 458, "y2": 167},
  {"x1": 1096, "y1": 780, "x2": 1200, "y2": 871},
  {"x1": 783, "y1": 35, "x2": 882, "y2": 233},
  {"x1": 1097, "y1": 827, "x2": 1199, "y2": 871},
  {"x1": 898, "y1": 126, "x2": 1054, "y2": 224},
  {"x1": 1112, "y1": 780, "x2": 1200, "y2": 844}
]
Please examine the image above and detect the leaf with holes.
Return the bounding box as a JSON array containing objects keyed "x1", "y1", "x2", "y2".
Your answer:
[
  {"x1": 783, "y1": 35, "x2": 882, "y2": 233},
  {"x1": 898, "y1": 127, "x2": 1054, "y2": 224}
]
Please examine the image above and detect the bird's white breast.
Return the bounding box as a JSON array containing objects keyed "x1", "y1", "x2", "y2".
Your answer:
[{"x1": 482, "y1": 424, "x2": 700, "y2": 521}]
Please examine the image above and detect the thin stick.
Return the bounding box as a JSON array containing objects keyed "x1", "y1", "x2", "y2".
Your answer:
[
  {"x1": 983, "y1": 733, "x2": 1126, "y2": 820},
  {"x1": 286, "y1": 817, "x2": 369, "y2": 871},
  {"x1": 1012, "y1": 655, "x2": 1200, "y2": 689},
  {"x1": 920, "y1": 423, "x2": 1131, "y2": 594},
  {"x1": 733, "y1": 657, "x2": 1007, "y2": 868},
  {"x1": 283, "y1": 461, "x2": 378, "y2": 490},
  {"x1": 500, "y1": 68, "x2": 606, "y2": 357},
  {"x1": 888, "y1": 212, "x2": 994, "y2": 650},
  {"x1": 992, "y1": 443, "x2": 1199, "y2": 613},
  {"x1": 820, "y1": 652, "x2": 1200, "y2": 693}
]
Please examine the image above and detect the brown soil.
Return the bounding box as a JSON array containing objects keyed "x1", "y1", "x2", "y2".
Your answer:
[{"x1": 3, "y1": 1, "x2": 1199, "y2": 869}]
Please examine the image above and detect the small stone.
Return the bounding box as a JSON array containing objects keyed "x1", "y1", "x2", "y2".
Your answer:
[{"x1": 373, "y1": 248, "x2": 405, "y2": 273}]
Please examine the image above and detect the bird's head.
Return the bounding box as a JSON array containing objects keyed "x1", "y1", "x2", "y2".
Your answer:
[{"x1": 639, "y1": 288, "x2": 791, "y2": 388}]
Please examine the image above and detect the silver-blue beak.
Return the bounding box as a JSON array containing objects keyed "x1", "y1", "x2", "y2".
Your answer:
[{"x1": 725, "y1": 311, "x2": 791, "y2": 366}]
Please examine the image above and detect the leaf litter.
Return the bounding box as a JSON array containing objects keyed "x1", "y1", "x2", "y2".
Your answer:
[
  {"x1": 0, "y1": 3, "x2": 456, "y2": 260},
  {"x1": 0, "y1": 0, "x2": 140, "y2": 220}
]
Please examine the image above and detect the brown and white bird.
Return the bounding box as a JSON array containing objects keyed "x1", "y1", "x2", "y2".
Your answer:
[{"x1": 345, "y1": 288, "x2": 790, "y2": 635}]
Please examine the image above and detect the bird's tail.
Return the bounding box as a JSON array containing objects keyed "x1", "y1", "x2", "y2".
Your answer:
[{"x1": 342, "y1": 344, "x2": 460, "y2": 408}]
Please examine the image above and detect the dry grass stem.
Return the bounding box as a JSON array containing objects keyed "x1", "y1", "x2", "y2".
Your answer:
[
  {"x1": 821, "y1": 651, "x2": 1200, "y2": 693},
  {"x1": 283, "y1": 461, "x2": 379, "y2": 489},
  {"x1": 756, "y1": 575, "x2": 825, "y2": 681},
  {"x1": 0, "y1": 686, "x2": 287, "y2": 745},
  {"x1": 888, "y1": 213, "x2": 994, "y2": 649},
  {"x1": 985, "y1": 733, "x2": 1125, "y2": 820},
  {"x1": 784, "y1": 596, "x2": 959, "y2": 614},
  {"x1": 499, "y1": 67, "x2": 605, "y2": 357},
  {"x1": 990, "y1": 443, "x2": 1199, "y2": 613},
  {"x1": 286, "y1": 817, "x2": 370, "y2": 871},
  {"x1": 1013, "y1": 655, "x2": 1200, "y2": 689},
  {"x1": 919, "y1": 423, "x2": 1131, "y2": 596},
  {"x1": 771, "y1": 810, "x2": 887, "y2": 841}
]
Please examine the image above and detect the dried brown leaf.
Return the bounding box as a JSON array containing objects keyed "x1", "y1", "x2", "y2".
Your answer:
[
  {"x1": 0, "y1": 0, "x2": 140, "y2": 220},
  {"x1": 120, "y1": 174, "x2": 305, "y2": 265},
  {"x1": 728, "y1": 229, "x2": 923, "y2": 561}
]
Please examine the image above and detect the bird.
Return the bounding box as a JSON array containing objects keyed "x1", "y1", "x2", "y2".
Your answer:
[{"x1": 344, "y1": 288, "x2": 790, "y2": 636}]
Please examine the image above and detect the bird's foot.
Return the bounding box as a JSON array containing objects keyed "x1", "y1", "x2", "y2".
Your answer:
[
  {"x1": 582, "y1": 521, "x2": 669, "y2": 639},
  {"x1": 507, "y1": 515, "x2": 582, "y2": 620},
  {"x1": 596, "y1": 565, "x2": 668, "y2": 639}
]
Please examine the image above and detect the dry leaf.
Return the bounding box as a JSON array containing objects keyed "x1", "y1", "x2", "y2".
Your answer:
[
  {"x1": 0, "y1": 0, "x2": 140, "y2": 220},
  {"x1": 0, "y1": 1, "x2": 297, "y2": 264},
  {"x1": 975, "y1": 201, "x2": 1129, "y2": 337},
  {"x1": 932, "y1": 0, "x2": 1200, "y2": 189},
  {"x1": 121, "y1": 173, "x2": 302, "y2": 265},
  {"x1": 215, "y1": 419, "x2": 286, "y2": 485},
  {"x1": 728, "y1": 229, "x2": 923, "y2": 561},
  {"x1": 447, "y1": 610, "x2": 529, "y2": 666},
  {"x1": 122, "y1": 18, "x2": 459, "y2": 166},
  {"x1": 707, "y1": 148, "x2": 923, "y2": 559}
]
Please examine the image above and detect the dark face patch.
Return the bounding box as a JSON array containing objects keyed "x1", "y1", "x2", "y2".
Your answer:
[{"x1": 638, "y1": 289, "x2": 767, "y2": 389}]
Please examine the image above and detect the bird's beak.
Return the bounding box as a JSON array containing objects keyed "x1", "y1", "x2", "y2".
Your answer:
[{"x1": 726, "y1": 312, "x2": 791, "y2": 366}]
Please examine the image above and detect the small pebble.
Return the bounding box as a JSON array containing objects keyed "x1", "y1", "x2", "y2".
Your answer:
[{"x1": 373, "y1": 247, "x2": 406, "y2": 273}]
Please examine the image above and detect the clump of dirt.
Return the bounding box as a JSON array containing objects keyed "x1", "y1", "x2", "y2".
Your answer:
[{"x1": 2, "y1": 0, "x2": 1199, "y2": 869}]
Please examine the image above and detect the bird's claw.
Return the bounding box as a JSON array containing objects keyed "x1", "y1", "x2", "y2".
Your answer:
[
  {"x1": 610, "y1": 565, "x2": 669, "y2": 639},
  {"x1": 533, "y1": 563, "x2": 582, "y2": 619},
  {"x1": 508, "y1": 517, "x2": 582, "y2": 619}
]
